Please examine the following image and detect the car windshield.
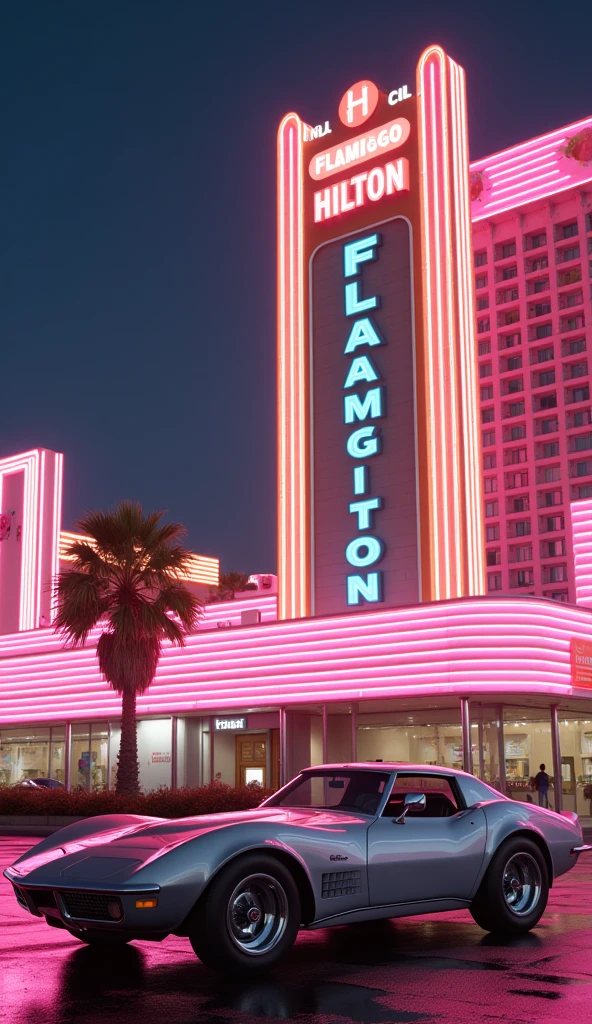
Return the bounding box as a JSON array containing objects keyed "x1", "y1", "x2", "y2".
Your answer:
[{"x1": 264, "y1": 770, "x2": 391, "y2": 815}]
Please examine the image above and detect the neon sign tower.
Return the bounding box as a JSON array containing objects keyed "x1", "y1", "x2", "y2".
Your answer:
[{"x1": 277, "y1": 45, "x2": 485, "y2": 620}]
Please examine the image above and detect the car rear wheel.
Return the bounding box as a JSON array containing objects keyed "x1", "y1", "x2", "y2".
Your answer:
[
  {"x1": 470, "y1": 836, "x2": 549, "y2": 934},
  {"x1": 189, "y1": 853, "x2": 301, "y2": 973}
]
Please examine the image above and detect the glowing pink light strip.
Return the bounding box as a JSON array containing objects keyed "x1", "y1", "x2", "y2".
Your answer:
[
  {"x1": 489, "y1": 158, "x2": 558, "y2": 187},
  {"x1": 471, "y1": 118, "x2": 592, "y2": 169},
  {"x1": 490, "y1": 168, "x2": 561, "y2": 197},
  {"x1": 571, "y1": 498, "x2": 592, "y2": 608},
  {"x1": 2, "y1": 597, "x2": 592, "y2": 723}
]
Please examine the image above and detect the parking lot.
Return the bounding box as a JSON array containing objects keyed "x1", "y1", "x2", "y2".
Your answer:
[{"x1": 2, "y1": 835, "x2": 592, "y2": 1024}]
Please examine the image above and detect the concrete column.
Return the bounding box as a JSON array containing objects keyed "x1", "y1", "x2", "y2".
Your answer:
[
  {"x1": 477, "y1": 718, "x2": 485, "y2": 780},
  {"x1": 461, "y1": 698, "x2": 473, "y2": 775},
  {"x1": 170, "y1": 716, "x2": 177, "y2": 791},
  {"x1": 551, "y1": 705, "x2": 563, "y2": 814},
  {"x1": 106, "y1": 722, "x2": 112, "y2": 791},
  {"x1": 351, "y1": 703, "x2": 358, "y2": 762},
  {"x1": 322, "y1": 705, "x2": 328, "y2": 764},
  {"x1": 279, "y1": 708, "x2": 287, "y2": 786},
  {"x1": 496, "y1": 704, "x2": 506, "y2": 795},
  {"x1": 65, "y1": 722, "x2": 72, "y2": 792}
]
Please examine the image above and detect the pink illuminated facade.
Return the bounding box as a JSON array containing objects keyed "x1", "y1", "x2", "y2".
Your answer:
[{"x1": 470, "y1": 116, "x2": 592, "y2": 603}]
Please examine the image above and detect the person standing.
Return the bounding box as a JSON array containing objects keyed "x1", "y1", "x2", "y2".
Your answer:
[{"x1": 535, "y1": 764, "x2": 550, "y2": 808}]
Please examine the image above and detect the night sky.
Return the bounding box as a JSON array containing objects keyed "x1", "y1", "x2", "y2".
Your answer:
[{"x1": 2, "y1": 1, "x2": 591, "y2": 573}]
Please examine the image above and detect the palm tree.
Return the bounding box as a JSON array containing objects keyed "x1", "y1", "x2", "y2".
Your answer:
[
  {"x1": 209, "y1": 571, "x2": 257, "y2": 602},
  {"x1": 54, "y1": 502, "x2": 203, "y2": 794}
]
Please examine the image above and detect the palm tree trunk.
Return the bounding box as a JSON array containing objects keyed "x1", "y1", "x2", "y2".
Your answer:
[{"x1": 116, "y1": 688, "x2": 140, "y2": 794}]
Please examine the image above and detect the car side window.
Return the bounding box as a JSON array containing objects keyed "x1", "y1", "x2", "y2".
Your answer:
[{"x1": 382, "y1": 774, "x2": 460, "y2": 818}]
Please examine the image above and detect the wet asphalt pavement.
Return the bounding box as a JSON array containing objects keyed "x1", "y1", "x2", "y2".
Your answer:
[{"x1": 2, "y1": 837, "x2": 592, "y2": 1024}]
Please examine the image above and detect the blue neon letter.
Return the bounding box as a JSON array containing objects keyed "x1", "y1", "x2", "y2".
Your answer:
[{"x1": 343, "y1": 233, "x2": 381, "y2": 278}]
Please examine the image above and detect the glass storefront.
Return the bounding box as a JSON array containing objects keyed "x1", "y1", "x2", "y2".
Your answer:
[
  {"x1": 0, "y1": 728, "x2": 51, "y2": 785},
  {"x1": 2, "y1": 700, "x2": 592, "y2": 810}
]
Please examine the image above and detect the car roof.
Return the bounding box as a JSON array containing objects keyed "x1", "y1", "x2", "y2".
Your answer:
[{"x1": 300, "y1": 762, "x2": 467, "y2": 777}]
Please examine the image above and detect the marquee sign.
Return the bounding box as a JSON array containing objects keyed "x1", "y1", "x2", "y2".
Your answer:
[{"x1": 277, "y1": 46, "x2": 485, "y2": 619}]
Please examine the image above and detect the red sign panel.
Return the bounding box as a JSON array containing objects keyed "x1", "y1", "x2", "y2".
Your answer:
[{"x1": 571, "y1": 638, "x2": 592, "y2": 688}]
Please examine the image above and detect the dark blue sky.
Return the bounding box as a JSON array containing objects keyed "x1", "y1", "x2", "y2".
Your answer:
[{"x1": 2, "y1": 1, "x2": 591, "y2": 572}]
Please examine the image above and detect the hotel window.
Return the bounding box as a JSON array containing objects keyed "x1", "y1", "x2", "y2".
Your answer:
[
  {"x1": 558, "y1": 267, "x2": 582, "y2": 286},
  {"x1": 485, "y1": 501, "x2": 499, "y2": 517},
  {"x1": 528, "y1": 232, "x2": 547, "y2": 249},
  {"x1": 563, "y1": 315, "x2": 586, "y2": 332},
  {"x1": 561, "y1": 222, "x2": 578, "y2": 240},
  {"x1": 475, "y1": 250, "x2": 488, "y2": 267},
  {"x1": 486, "y1": 524, "x2": 500, "y2": 541},
  {"x1": 509, "y1": 424, "x2": 527, "y2": 440},
  {"x1": 542, "y1": 490, "x2": 562, "y2": 507},
  {"x1": 479, "y1": 361, "x2": 492, "y2": 378},
  {"x1": 530, "y1": 256, "x2": 549, "y2": 271},
  {"x1": 481, "y1": 385, "x2": 494, "y2": 401},
  {"x1": 477, "y1": 297, "x2": 489, "y2": 311},
  {"x1": 488, "y1": 573, "x2": 502, "y2": 591},
  {"x1": 535, "y1": 345, "x2": 554, "y2": 363},
  {"x1": 506, "y1": 472, "x2": 528, "y2": 488},
  {"x1": 531, "y1": 302, "x2": 552, "y2": 318},
  {"x1": 478, "y1": 341, "x2": 491, "y2": 356},
  {"x1": 514, "y1": 520, "x2": 531, "y2": 537},
  {"x1": 507, "y1": 401, "x2": 525, "y2": 417},
  {"x1": 482, "y1": 430, "x2": 496, "y2": 447},
  {"x1": 476, "y1": 274, "x2": 488, "y2": 289},
  {"x1": 484, "y1": 476, "x2": 498, "y2": 493},
  {"x1": 542, "y1": 465, "x2": 561, "y2": 483},
  {"x1": 542, "y1": 441, "x2": 560, "y2": 458},
  {"x1": 549, "y1": 564, "x2": 568, "y2": 582},
  {"x1": 574, "y1": 433, "x2": 592, "y2": 450},
  {"x1": 578, "y1": 485, "x2": 592, "y2": 498},
  {"x1": 486, "y1": 549, "x2": 501, "y2": 566},
  {"x1": 512, "y1": 569, "x2": 534, "y2": 588},
  {"x1": 574, "y1": 460, "x2": 592, "y2": 477},
  {"x1": 535, "y1": 324, "x2": 553, "y2": 339},
  {"x1": 506, "y1": 355, "x2": 522, "y2": 371},
  {"x1": 512, "y1": 496, "x2": 529, "y2": 513},
  {"x1": 566, "y1": 338, "x2": 586, "y2": 355},
  {"x1": 573, "y1": 410, "x2": 592, "y2": 428},
  {"x1": 482, "y1": 407, "x2": 495, "y2": 423},
  {"x1": 536, "y1": 370, "x2": 555, "y2": 387},
  {"x1": 477, "y1": 318, "x2": 490, "y2": 333},
  {"x1": 536, "y1": 392, "x2": 557, "y2": 410},
  {"x1": 498, "y1": 288, "x2": 519, "y2": 304},
  {"x1": 569, "y1": 386, "x2": 590, "y2": 404},
  {"x1": 549, "y1": 591, "x2": 568, "y2": 602},
  {"x1": 501, "y1": 242, "x2": 517, "y2": 259},
  {"x1": 533, "y1": 278, "x2": 549, "y2": 293},
  {"x1": 560, "y1": 291, "x2": 583, "y2": 309},
  {"x1": 543, "y1": 515, "x2": 564, "y2": 532},
  {"x1": 483, "y1": 453, "x2": 497, "y2": 470},
  {"x1": 541, "y1": 539, "x2": 566, "y2": 557},
  {"x1": 507, "y1": 377, "x2": 523, "y2": 394},
  {"x1": 559, "y1": 245, "x2": 580, "y2": 262},
  {"x1": 566, "y1": 361, "x2": 588, "y2": 379},
  {"x1": 508, "y1": 447, "x2": 527, "y2": 464},
  {"x1": 499, "y1": 332, "x2": 521, "y2": 349},
  {"x1": 504, "y1": 310, "x2": 520, "y2": 325},
  {"x1": 502, "y1": 265, "x2": 518, "y2": 280},
  {"x1": 540, "y1": 417, "x2": 558, "y2": 433},
  {"x1": 512, "y1": 545, "x2": 533, "y2": 562}
]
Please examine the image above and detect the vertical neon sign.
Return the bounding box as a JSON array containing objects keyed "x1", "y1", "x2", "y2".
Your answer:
[{"x1": 277, "y1": 45, "x2": 485, "y2": 620}]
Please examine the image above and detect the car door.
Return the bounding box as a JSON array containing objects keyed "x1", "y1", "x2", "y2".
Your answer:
[{"x1": 367, "y1": 772, "x2": 487, "y2": 906}]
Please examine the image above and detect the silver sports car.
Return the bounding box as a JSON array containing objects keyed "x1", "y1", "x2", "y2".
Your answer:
[{"x1": 5, "y1": 763, "x2": 590, "y2": 973}]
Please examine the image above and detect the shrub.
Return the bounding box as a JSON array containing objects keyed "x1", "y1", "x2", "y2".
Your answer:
[{"x1": 0, "y1": 781, "x2": 274, "y2": 818}]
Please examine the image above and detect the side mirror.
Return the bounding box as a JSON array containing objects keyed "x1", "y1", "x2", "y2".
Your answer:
[{"x1": 393, "y1": 792, "x2": 426, "y2": 824}]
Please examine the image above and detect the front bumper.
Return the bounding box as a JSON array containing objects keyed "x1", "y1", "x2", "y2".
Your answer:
[
  {"x1": 571, "y1": 844, "x2": 592, "y2": 855},
  {"x1": 10, "y1": 879, "x2": 167, "y2": 937}
]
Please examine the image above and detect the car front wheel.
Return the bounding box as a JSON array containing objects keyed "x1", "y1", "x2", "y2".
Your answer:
[
  {"x1": 189, "y1": 853, "x2": 301, "y2": 973},
  {"x1": 470, "y1": 835, "x2": 549, "y2": 934}
]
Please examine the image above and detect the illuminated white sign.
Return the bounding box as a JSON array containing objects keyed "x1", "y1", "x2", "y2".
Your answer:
[
  {"x1": 309, "y1": 117, "x2": 411, "y2": 180},
  {"x1": 214, "y1": 717, "x2": 247, "y2": 731},
  {"x1": 313, "y1": 158, "x2": 409, "y2": 223}
]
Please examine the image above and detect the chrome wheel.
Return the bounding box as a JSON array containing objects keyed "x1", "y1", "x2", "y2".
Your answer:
[
  {"x1": 226, "y1": 873, "x2": 288, "y2": 955},
  {"x1": 502, "y1": 852, "x2": 542, "y2": 916}
]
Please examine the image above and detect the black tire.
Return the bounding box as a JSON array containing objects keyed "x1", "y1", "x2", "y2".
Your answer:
[
  {"x1": 70, "y1": 930, "x2": 132, "y2": 947},
  {"x1": 470, "y1": 835, "x2": 549, "y2": 935},
  {"x1": 189, "y1": 853, "x2": 301, "y2": 973}
]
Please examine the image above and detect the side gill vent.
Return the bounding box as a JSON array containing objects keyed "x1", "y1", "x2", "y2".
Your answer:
[{"x1": 321, "y1": 870, "x2": 362, "y2": 899}]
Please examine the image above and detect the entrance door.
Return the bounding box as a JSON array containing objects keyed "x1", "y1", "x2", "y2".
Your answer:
[
  {"x1": 236, "y1": 733, "x2": 267, "y2": 787},
  {"x1": 367, "y1": 772, "x2": 487, "y2": 906}
]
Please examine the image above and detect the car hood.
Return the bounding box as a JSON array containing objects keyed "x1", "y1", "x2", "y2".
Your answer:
[{"x1": 9, "y1": 806, "x2": 364, "y2": 885}]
